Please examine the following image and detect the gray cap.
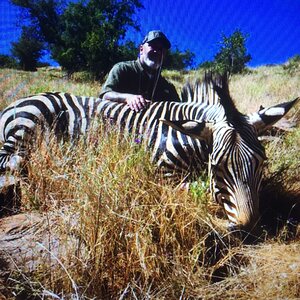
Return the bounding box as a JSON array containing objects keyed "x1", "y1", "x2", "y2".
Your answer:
[{"x1": 142, "y1": 30, "x2": 171, "y2": 49}]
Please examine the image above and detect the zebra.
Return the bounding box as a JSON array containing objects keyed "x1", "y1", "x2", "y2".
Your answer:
[{"x1": 0, "y1": 74, "x2": 298, "y2": 231}]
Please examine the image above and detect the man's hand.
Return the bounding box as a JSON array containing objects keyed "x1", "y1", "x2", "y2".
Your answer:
[
  {"x1": 103, "y1": 92, "x2": 150, "y2": 112},
  {"x1": 126, "y1": 95, "x2": 150, "y2": 112}
]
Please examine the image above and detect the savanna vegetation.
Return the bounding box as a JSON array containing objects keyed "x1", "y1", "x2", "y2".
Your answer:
[
  {"x1": 0, "y1": 61, "x2": 299, "y2": 299},
  {"x1": 6, "y1": 0, "x2": 254, "y2": 77},
  {"x1": 6, "y1": 0, "x2": 196, "y2": 77}
]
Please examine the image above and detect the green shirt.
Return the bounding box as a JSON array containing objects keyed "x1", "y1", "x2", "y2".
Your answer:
[{"x1": 100, "y1": 59, "x2": 180, "y2": 102}]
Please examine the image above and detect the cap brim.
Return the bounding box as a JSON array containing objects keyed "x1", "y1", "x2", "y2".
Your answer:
[{"x1": 143, "y1": 38, "x2": 171, "y2": 49}]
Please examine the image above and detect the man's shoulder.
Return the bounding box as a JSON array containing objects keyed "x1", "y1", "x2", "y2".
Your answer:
[{"x1": 112, "y1": 60, "x2": 139, "y2": 71}]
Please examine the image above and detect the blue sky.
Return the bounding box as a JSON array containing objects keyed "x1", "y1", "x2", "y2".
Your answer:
[{"x1": 1, "y1": 0, "x2": 300, "y2": 67}]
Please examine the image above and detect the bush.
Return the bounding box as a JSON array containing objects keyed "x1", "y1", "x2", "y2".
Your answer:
[
  {"x1": 199, "y1": 30, "x2": 252, "y2": 75},
  {"x1": 11, "y1": 26, "x2": 44, "y2": 71},
  {"x1": 0, "y1": 54, "x2": 18, "y2": 69},
  {"x1": 282, "y1": 54, "x2": 300, "y2": 75}
]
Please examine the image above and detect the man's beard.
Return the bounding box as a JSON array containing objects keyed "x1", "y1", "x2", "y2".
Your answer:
[{"x1": 143, "y1": 52, "x2": 162, "y2": 71}]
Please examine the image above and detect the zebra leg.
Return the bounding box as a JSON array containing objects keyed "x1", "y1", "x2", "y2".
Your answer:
[
  {"x1": 0, "y1": 136, "x2": 27, "y2": 173},
  {"x1": 0, "y1": 149, "x2": 25, "y2": 172}
]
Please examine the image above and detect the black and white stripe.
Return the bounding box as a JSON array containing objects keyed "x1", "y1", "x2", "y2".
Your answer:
[
  {"x1": 0, "y1": 92, "x2": 102, "y2": 170},
  {"x1": 160, "y1": 75, "x2": 298, "y2": 231},
  {"x1": 0, "y1": 76, "x2": 298, "y2": 231}
]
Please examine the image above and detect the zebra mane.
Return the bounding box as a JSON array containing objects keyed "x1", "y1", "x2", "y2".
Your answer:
[
  {"x1": 205, "y1": 73, "x2": 263, "y2": 152},
  {"x1": 208, "y1": 72, "x2": 248, "y2": 127},
  {"x1": 181, "y1": 73, "x2": 220, "y2": 105},
  {"x1": 182, "y1": 72, "x2": 250, "y2": 129}
]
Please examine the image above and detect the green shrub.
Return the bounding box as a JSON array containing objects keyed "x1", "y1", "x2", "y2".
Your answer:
[
  {"x1": 282, "y1": 54, "x2": 300, "y2": 75},
  {"x1": 0, "y1": 54, "x2": 18, "y2": 69}
]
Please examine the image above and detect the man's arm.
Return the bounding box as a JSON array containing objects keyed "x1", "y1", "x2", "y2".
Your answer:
[
  {"x1": 103, "y1": 91, "x2": 150, "y2": 112},
  {"x1": 100, "y1": 61, "x2": 150, "y2": 112}
]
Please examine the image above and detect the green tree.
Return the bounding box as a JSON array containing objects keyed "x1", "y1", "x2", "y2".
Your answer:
[
  {"x1": 213, "y1": 29, "x2": 251, "y2": 74},
  {"x1": 164, "y1": 48, "x2": 195, "y2": 70},
  {"x1": 11, "y1": 26, "x2": 44, "y2": 71},
  {"x1": 12, "y1": 0, "x2": 143, "y2": 79},
  {"x1": 11, "y1": 0, "x2": 64, "y2": 45},
  {"x1": 0, "y1": 55, "x2": 18, "y2": 69},
  {"x1": 56, "y1": 0, "x2": 143, "y2": 78},
  {"x1": 12, "y1": 0, "x2": 193, "y2": 77}
]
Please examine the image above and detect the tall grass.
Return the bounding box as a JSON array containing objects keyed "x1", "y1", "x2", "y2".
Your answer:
[
  {"x1": 14, "y1": 124, "x2": 227, "y2": 298},
  {"x1": 0, "y1": 67, "x2": 100, "y2": 109},
  {"x1": 266, "y1": 128, "x2": 300, "y2": 189},
  {"x1": 0, "y1": 66, "x2": 299, "y2": 298},
  {"x1": 230, "y1": 65, "x2": 300, "y2": 113}
]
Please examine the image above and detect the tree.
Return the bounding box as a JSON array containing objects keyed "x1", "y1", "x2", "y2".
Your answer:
[
  {"x1": 164, "y1": 48, "x2": 195, "y2": 70},
  {"x1": 12, "y1": 0, "x2": 143, "y2": 79},
  {"x1": 0, "y1": 55, "x2": 18, "y2": 69},
  {"x1": 12, "y1": 0, "x2": 193, "y2": 77},
  {"x1": 11, "y1": 0, "x2": 65, "y2": 45},
  {"x1": 213, "y1": 29, "x2": 251, "y2": 74},
  {"x1": 56, "y1": 0, "x2": 143, "y2": 78},
  {"x1": 198, "y1": 30, "x2": 251, "y2": 74},
  {"x1": 11, "y1": 26, "x2": 44, "y2": 71}
]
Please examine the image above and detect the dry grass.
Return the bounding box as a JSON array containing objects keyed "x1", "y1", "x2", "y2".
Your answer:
[
  {"x1": 0, "y1": 67, "x2": 100, "y2": 109},
  {"x1": 0, "y1": 66, "x2": 299, "y2": 299},
  {"x1": 230, "y1": 65, "x2": 300, "y2": 113},
  {"x1": 13, "y1": 125, "x2": 225, "y2": 298},
  {"x1": 191, "y1": 242, "x2": 300, "y2": 300}
]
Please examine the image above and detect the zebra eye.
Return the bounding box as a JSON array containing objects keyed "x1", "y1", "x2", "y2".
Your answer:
[
  {"x1": 219, "y1": 195, "x2": 226, "y2": 202},
  {"x1": 215, "y1": 193, "x2": 225, "y2": 204}
]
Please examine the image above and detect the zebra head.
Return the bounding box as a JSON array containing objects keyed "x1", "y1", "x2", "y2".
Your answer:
[{"x1": 161, "y1": 74, "x2": 299, "y2": 232}]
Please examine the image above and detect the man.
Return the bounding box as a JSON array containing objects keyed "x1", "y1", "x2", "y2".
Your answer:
[{"x1": 100, "y1": 30, "x2": 180, "y2": 112}]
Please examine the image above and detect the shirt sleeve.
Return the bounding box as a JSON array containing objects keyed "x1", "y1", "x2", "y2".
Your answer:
[{"x1": 99, "y1": 63, "x2": 123, "y2": 98}]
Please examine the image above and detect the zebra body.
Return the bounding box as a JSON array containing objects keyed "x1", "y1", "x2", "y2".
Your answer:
[
  {"x1": 96, "y1": 99, "x2": 225, "y2": 174},
  {"x1": 0, "y1": 92, "x2": 100, "y2": 138},
  {"x1": 0, "y1": 93, "x2": 222, "y2": 176},
  {"x1": 0, "y1": 76, "x2": 298, "y2": 231},
  {"x1": 0, "y1": 93, "x2": 101, "y2": 170}
]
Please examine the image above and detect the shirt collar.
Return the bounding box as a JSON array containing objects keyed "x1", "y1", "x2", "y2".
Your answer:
[{"x1": 136, "y1": 58, "x2": 144, "y2": 73}]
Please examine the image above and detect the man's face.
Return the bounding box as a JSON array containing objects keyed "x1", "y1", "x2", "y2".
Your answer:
[{"x1": 140, "y1": 40, "x2": 167, "y2": 71}]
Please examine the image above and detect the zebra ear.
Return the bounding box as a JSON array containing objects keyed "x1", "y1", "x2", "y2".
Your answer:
[
  {"x1": 248, "y1": 97, "x2": 299, "y2": 135},
  {"x1": 160, "y1": 119, "x2": 214, "y2": 141}
]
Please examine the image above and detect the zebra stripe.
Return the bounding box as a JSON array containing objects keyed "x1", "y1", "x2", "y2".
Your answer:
[
  {"x1": 95, "y1": 100, "x2": 210, "y2": 174},
  {"x1": 0, "y1": 94, "x2": 210, "y2": 174},
  {"x1": 0, "y1": 77, "x2": 297, "y2": 232}
]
